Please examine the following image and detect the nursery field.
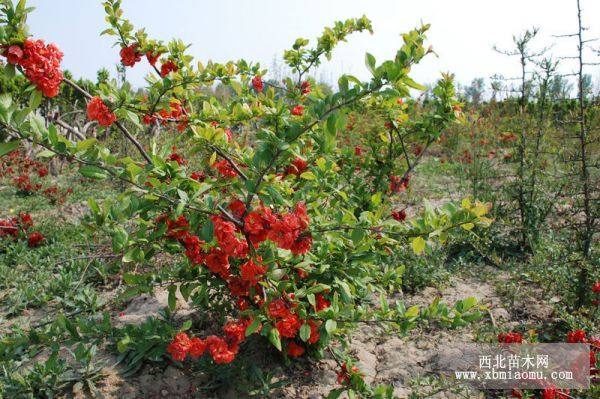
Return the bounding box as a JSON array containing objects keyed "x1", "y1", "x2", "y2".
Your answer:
[{"x1": 0, "y1": 0, "x2": 598, "y2": 398}]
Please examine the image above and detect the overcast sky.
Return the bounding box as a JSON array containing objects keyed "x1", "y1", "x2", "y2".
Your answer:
[{"x1": 27, "y1": 0, "x2": 600, "y2": 90}]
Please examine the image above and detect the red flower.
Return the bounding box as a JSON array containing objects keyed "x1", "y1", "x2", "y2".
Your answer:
[
  {"x1": 337, "y1": 363, "x2": 359, "y2": 385},
  {"x1": 252, "y1": 75, "x2": 263, "y2": 92},
  {"x1": 160, "y1": 60, "x2": 179, "y2": 77},
  {"x1": 10, "y1": 40, "x2": 64, "y2": 97},
  {"x1": 167, "y1": 332, "x2": 192, "y2": 362},
  {"x1": 240, "y1": 258, "x2": 267, "y2": 285},
  {"x1": 212, "y1": 159, "x2": 238, "y2": 178},
  {"x1": 510, "y1": 389, "x2": 522, "y2": 398},
  {"x1": 228, "y1": 200, "x2": 247, "y2": 219},
  {"x1": 315, "y1": 294, "x2": 330, "y2": 311},
  {"x1": 291, "y1": 105, "x2": 304, "y2": 116},
  {"x1": 5, "y1": 45, "x2": 23, "y2": 64},
  {"x1": 389, "y1": 174, "x2": 410, "y2": 193},
  {"x1": 223, "y1": 318, "x2": 251, "y2": 345},
  {"x1": 542, "y1": 387, "x2": 570, "y2": 399},
  {"x1": 498, "y1": 332, "x2": 523, "y2": 344},
  {"x1": 307, "y1": 319, "x2": 321, "y2": 344},
  {"x1": 290, "y1": 232, "x2": 312, "y2": 255},
  {"x1": 391, "y1": 209, "x2": 406, "y2": 222},
  {"x1": 167, "y1": 147, "x2": 187, "y2": 165},
  {"x1": 18, "y1": 212, "x2": 34, "y2": 229},
  {"x1": 142, "y1": 114, "x2": 156, "y2": 125},
  {"x1": 228, "y1": 276, "x2": 250, "y2": 297},
  {"x1": 27, "y1": 231, "x2": 45, "y2": 247},
  {"x1": 276, "y1": 313, "x2": 301, "y2": 338},
  {"x1": 37, "y1": 167, "x2": 48, "y2": 178},
  {"x1": 146, "y1": 50, "x2": 161, "y2": 66},
  {"x1": 300, "y1": 81, "x2": 311, "y2": 95},
  {"x1": 205, "y1": 335, "x2": 238, "y2": 364},
  {"x1": 120, "y1": 44, "x2": 141, "y2": 67},
  {"x1": 190, "y1": 171, "x2": 206, "y2": 181},
  {"x1": 354, "y1": 146, "x2": 362, "y2": 156},
  {"x1": 566, "y1": 330, "x2": 587, "y2": 343},
  {"x1": 268, "y1": 298, "x2": 291, "y2": 319},
  {"x1": 284, "y1": 157, "x2": 308, "y2": 176},
  {"x1": 188, "y1": 337, "x2": 207, "y2": 359},
  {"x1": 212, "y1": 215, "x2": 248, "y2": 257},
  {"x1": 87, "y1": 97, "x2": 116, "y2": 127},
  {"x1": 592, "y1": 282, "x2": 600, "y2": 294},
  {"x1": 244, "y1": 209, "x2": 271, "y2": 244},
  {"x1": 236, "y1": 297, "x2": 250, "y2": 311},
  {"x1": 287, "y1": 341, "x2": 305, "y2": 357},
  {"x1": 205, "y1": 248, "x2": 231, "y2": 279}
]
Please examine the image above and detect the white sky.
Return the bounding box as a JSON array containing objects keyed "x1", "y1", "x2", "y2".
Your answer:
[{"x1": 27, "y1": 0, "x2": 600, "y2": 90}]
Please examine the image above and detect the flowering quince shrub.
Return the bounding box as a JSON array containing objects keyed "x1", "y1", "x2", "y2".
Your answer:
[
  {"x1": 505, "y1": 329, "x2": 599, "y2": 399},
  {"x1": 0, "y1": 211, "x2": 44, "y2": 248},
  {"x1": 0, "y1": 1, "x2": 492, "y2": 396},
  {"x1": 0, "y1": 147, "x2": 72, "y2": 203}
]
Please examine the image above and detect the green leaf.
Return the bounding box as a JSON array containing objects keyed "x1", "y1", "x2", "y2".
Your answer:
[
  {"x1": 300, "y1": 171, "x2": 316, "y2": 180},
  {"x1": 117, "y1": 335, "x2": 131, "y2": 353},
  {"x1": 461, "y1": 297, "x2": 478, "y2": 311},
  {"x1": 0, "y1": 140, "x2": 20, "y2": 157},
  {"x1": 365, "y1": 52, "x2": 376, "y2": 75},
  {"x1": 405, "y1": 305, "x2": 420, "y2": 318},
  {"x1": 411, "y1": 236, "x2": 426, "y2": 255},
  {"x1": 245, "y1": 318, "x2": 261, "y2": 337},
  {"x1": 299, "y1": 323, "x2": 311, "y2": 342},
  {"x1": 325, "y1": 319, "x2": 337, "y2": 334},
  {"x1": 79, "y1": 165, "x2": 108, "y2": 180},
  {"x1": 29, "y1": 89, "x2": 42, "y2": 109},
  {"x1": 167, "y1": 285, "x2": 177, "y2": 312},
  {"x1": 269, "y1": 327, "x2": 282, "y2": 351}
]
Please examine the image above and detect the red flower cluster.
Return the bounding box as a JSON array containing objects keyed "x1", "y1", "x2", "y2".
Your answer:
[
  {"x1": 498, "y1": 332, "x2": 523, "y2": 344},
  {"x1": 389, "y1": 174, "x2": 410, "y2": 193},
  {"x1": 212, "y1": 159, "x2": 238, "y2": 178},
  {"x1": 190, "y1": 171, "x2": 206, "y2": 181},
  {"x1": 3, "y1": 39, "x2": 63, "y2": 97},
  {"x1": 592, "y1": 281, "x2": 600, "y2": 294},
  {"x1": 87, "y1": 97, "x2": 116, "y2": 127},
  {"x1": 291, "y1": 105, "x2": 304, "y2": 116},
  {"x1": 354, "y1": 146, "x2": 362, "y2": 156},
  {"x1": 252, "y1": 75, "x2": 263, "y2": 92},
  {"x1": 243, "y1": 203, "x2": 312, "y2": 255},
  {"x1": 14, "y1": 174, "x2": 40, "y2": 194},
  {"x1": 300, "y1": 81, "x2": 311, "y2": 95},
  {"x1": 27, "y1": 231, "x2": 45, "y2": 247},
  {"x1": 337, "y1": 363, "x2": 360, "y2": 385},
  {"x1": 167, "y1": 147, "x2": 187, "y2": 166},
  {"x1": 566, "y1": 329, "x2": 586, "y2": 343},
  {"x1": 284, "y1": 157, "x2": 308, "y2": 177},
  {"x1": 391, "y1": 209, "x2": 407, "y2": 222},
  {"x1": 315, "y1": 293, "x2": 330, "y2": 311},
  {"x1": 542, "y1": 386, "x2": 570, "y2": 399},
  {"x1": 0, "y1": 212, "x2": 44, "y2": 248},
  {"x1": 142, "y1": 101, "x2": 188, "y2": 132},
  {"x1": 1, "y1": 150, "x2": 71, "y2": 203},
  {"x1": 146, "y1": 50, "x2": 161, "y2": 66},
  {"x1": 160, "y1": 60, "x2": 178, "y2": 77},
  {"x1": 167, "y1": 317, "x2": 253, "y2": 364},
  {"x1": 120, "y1": 44, "x2": 142, "y2": 67}
]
